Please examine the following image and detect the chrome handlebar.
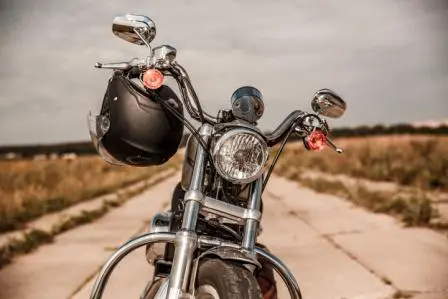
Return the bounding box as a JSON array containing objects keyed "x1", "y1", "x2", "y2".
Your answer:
[
  {"x1": 265, "y1": 110, "x2": 307, "y2": 146},
  {"x1": 298, "y1": 114, "x2": 343, "y2": 154},
  {"x1": 265, "y1": 110, "x2": 343, "y2": 153},
  {"x1": 94, "y1": 56, "x2": 342, "y2": 152},
  {"x1": 95, "y1": 56, "x2": 214, "y2": 124}
]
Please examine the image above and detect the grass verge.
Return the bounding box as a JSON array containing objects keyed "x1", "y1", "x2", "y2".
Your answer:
[
  {"x1": 0, "y1": 167, "x2": 176, "y2": 269},
  {"x1": 275, "y1": 135, "x2": 448, "y2": 192},
  {"x1": 0, "y1": 155, "x2": 181, "y2": 233},
  {"x1": 294, "y1": 174, "x2": 434, "y2": 227}
]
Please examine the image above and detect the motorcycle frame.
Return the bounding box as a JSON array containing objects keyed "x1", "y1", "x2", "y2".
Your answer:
[{"x1": 89, "y1": 123, "x2": 303, "y2": 299}]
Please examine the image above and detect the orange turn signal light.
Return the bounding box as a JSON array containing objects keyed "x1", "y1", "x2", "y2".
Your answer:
[
  {"x1": 143, "y1": 69, "x2": 164, "y2": 90},
  {"x1": 305, "y1": 129, "x2": 327, "y2": 151}
]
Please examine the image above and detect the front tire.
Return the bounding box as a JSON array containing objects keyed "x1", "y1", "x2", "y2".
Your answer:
[{"x1": 196, "y1": 259, "x2": 262, "y2": 299}]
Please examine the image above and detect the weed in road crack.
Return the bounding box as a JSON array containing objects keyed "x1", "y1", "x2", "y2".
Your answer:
[
  {"x1": 392, "y1": 290, "x2": 413, "y2": 299},
  {"x1": 300, "y1": 178, "x2": 349, "y2": 198},
  {"x1": 0, "y1": 229, "x2": 54, "y2": 268},
  {"x1": 380, "y1": 276, "x2": 393, "y2": 285}
]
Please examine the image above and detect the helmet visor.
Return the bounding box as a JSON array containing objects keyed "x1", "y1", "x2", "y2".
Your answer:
[{"x1": 87, "y1": 112, "x2": 126, "y2": 166}]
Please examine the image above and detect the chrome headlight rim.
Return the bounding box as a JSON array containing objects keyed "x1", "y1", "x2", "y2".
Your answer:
[{"x1": 212, "y1": 128, "x2": 268, "y2": 184}]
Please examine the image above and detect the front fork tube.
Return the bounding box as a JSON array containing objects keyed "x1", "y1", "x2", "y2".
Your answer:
[
  {"x1": 167, "y1": 124, "x2": 263, "y2": 298},
  {"x1": 242, "y1": 177, "x2": 263, "y2": 251},
  {"x1": 167, "y1": 124, "x2": 212, "y2": 298}
]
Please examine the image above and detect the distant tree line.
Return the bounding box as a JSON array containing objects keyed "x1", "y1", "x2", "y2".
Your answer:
[
  {"x1": 180, "y1": 123, "x2": 448, "y2": 146},
  {"x1": 0, "y1": 141, "x2": 96, "y2": 159},
  {"x1": 327, "y1": 124, "x2": 448, "y2": 138},
  {"x1": 1, "y1": 124, "x2": 447, "y2": 159}
]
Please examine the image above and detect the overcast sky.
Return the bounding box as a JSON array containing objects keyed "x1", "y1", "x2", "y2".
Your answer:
[{"x1": 0, "y1": 0, "x2": 447, "y2": 145}]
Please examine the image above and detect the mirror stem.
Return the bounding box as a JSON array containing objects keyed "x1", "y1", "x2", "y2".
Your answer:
[{"x1": 133, "y1": 28, "x2": 152, "y2": 52}]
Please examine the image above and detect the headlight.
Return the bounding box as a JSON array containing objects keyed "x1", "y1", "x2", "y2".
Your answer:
[{"x1": 213, "y1": 129, "x2": 268, "y2": 184}]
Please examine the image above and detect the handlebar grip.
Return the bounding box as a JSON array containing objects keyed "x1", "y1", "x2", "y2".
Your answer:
[{"x1": 326, "y1": 137, "x2": 343, "y2": 154}]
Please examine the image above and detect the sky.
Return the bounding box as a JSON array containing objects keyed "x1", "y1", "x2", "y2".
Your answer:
[{"x1": 0, "y1": 0, "x2": 447, "y2": 145}]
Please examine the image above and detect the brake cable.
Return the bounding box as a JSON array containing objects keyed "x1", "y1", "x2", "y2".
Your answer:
[{"x1": 262, "y1": 114, "x2": 321, "y2": 192}]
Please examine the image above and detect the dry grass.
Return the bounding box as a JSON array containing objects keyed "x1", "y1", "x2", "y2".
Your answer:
[
  {"x1": 299, "y1": 177, "x2": 433, "y2": 227},
  {"x1": 273, "y1": 135, "x2": 444, "y2": 227},
  {"x1": 0, "y1": 168, "x2": 175, "y2": 268},
  {"x1": 275, "y1": 135, "x2": 448, "y2": 191},
  {"x1": 0, "y1": 155, "x2": 181, "y2": 233}
]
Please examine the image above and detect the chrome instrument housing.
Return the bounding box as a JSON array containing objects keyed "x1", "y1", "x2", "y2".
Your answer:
[
  {"x1": 231, "y1": 86, "x2": 265, "y2": 123},
  {"x1": 152, "y1": 45, "x2": 177, "y2": 68}
]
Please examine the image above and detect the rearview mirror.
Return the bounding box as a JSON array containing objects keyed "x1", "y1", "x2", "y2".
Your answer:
[
  {"x1": 112, "y1": 14, "x2": 156, "y2": 46},
  {"x1": 311, "y1": 89, "x2": 346, "y2": 118}
]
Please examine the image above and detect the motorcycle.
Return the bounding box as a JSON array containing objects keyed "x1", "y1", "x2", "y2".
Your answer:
[{"x1": 89, "y1": 14, "x2": 346, "y2": 299}]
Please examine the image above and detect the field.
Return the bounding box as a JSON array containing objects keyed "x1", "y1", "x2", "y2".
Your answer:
[
  {"x1": 275, "y1": 135, "x2": 448, "y2": 191},
  {"x1": 1, "y1": 135, "x2": 446, "y2": 234},
  {"x1": 0, "y1": 155, "x2": 180, "y2": 233},
  {"x1": 273, "y1": 135, "x2": 448, "y2": 227}
]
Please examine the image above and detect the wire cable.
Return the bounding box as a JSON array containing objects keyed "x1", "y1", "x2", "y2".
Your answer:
[{"x1": 149, "y1": 89, "x2": 215, "y2": 165}]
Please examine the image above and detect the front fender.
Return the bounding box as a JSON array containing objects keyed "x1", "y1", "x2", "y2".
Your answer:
[
  {"x1": 198, "y1": 246, "x2": 262, "y2": 268},
  {"x1": 187, "y1": 246, "x2": 262, "y2": 295}
]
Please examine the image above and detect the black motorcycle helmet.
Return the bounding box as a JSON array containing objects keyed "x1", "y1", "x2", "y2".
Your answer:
[{"x1": 88, "y1": 73, "x2": 184, "y2": 166}]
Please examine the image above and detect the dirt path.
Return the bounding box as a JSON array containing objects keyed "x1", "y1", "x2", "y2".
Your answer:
[{"x1": 0, "y1": 174, "x2": 447, "y2": 299}]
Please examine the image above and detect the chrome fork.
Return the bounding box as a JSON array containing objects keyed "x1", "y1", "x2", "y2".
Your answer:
[
  {"x1": 166, "y1": 124, "x2": 212, "y2": 298},
  {"x1": 88, "y1": 123, "x2": 302, "y2": 299},
  {"x1": 242, "y1": 179, "x2": 262, "y2": 251},
  {"x1": 167, "y1": 123, "x2": 264, "y2": 298}
]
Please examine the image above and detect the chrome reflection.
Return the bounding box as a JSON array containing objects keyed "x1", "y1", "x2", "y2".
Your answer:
[
  {"x1": 112, "y1": 14, "x2": 156, "y2": 46},
  {"x1": 89, "y1": 232, "x2": 176, "y2": 299},
  {"x1": 311, "y1": 89, "x2": 346, "y2": 118},
  {"x1": 255, "y1": 247, "x2": 303, "y2": 299}
]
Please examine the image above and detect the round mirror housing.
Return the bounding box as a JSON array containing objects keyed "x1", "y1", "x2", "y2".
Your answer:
[
  {"x1": 311, "y1": 89, "x2": 346, "y2": 118},
  {"x1": 112, "y1": 14, "x2": 156, "y2": 46}
]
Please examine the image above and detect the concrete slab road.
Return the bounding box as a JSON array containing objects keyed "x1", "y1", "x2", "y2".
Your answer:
[
  {"x1": 0, "y1": 174, "x2": 180, "y2": 299},
  {"x1": 0, "y1": 174, "x2": 447, "y2": 299}
]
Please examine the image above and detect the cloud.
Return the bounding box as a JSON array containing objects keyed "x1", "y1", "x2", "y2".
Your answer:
[{"x1": 0, "y1": 0, "x2": 447, "y2": 144}]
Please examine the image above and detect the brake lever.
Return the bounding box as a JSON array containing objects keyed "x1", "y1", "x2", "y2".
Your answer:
[
  {"x1": 94, "y1": 58, "x2": 150, "y2": 70},
  {"x1": 326, "y1": 137, "x2": 343, "y2": 154},
  {"x1": 94, "y1": 62, "x2": 131, "y2": 70}
]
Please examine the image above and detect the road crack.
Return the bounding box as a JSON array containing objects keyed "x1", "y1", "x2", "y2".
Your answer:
[{"x1": 267, "y1": 190, "x2": 401, "y2": 296}]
